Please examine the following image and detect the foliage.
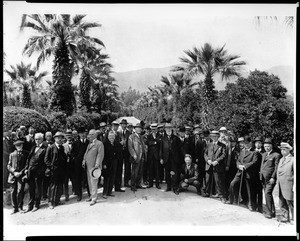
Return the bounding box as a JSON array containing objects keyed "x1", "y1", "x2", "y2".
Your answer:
[
  {"x1": 66, "y1": 114, "x2": 90, "y2": 130},
  {"x1": 3, "y1": 106, "x2": 51, "y2": 133},
  {"x1": 45, "y1": 111, "x2": 67, "y2": 133}
]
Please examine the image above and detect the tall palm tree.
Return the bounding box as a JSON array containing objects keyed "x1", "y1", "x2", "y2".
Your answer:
[
  {"x1": 173, "y1": 43, "x2": 246, "y2": 128},
  {"x1": 20, "y1": 14, "x2": 104, "y2": 115},
  {"x1": 5, "y1": 61, "x2": 48, "y2": 108}
]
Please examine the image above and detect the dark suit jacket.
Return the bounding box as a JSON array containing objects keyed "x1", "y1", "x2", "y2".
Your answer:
[
  {"x1": 7, "y1": 149, "x2": 29, "y2": 183},
  {"x1": 72, "y1": 139, "x2": 89, "y2": 169},
  {"x1": 179, "y1": 162, "x2": 199, "y2": 183},
  {"x1": 178, "y1": 136, "x2": 192, "y2": 159},
  {"x1": 103, "y1": 140, "x2": 122, "y2": 177},
  {"x1": 236, "y1": 149, "x2": 258, "y2": 179},
  {"x1": 260, "y1": 150, "x2": 281, "y2": 181},
  {"x1": 25, "y1": 142, "x2": 48, "y2": 178},
  {"x1": 44, "y1": 143, "x2": 67, "y2": 182},
  {"x1": 146, "y1": 132, "x2": 161, "y2": 160},
  {"x1": 159, "y1": 134, "x2": 182, "y2": 167},
  {"x1": 204, "y1": 141, "x2": 226, "y2": 172}
]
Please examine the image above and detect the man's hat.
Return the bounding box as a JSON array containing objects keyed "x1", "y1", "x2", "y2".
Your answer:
[
  {"x1": 145, "y1": 124, "x2": 151, "y2": 130},
  {"x1": 210, "y1": 130, "x2": 220, "y2": 136},
  {"x1": 150, "y1": 123, "x2": 158, "y2": 129},
  {"x1": 165, "y1": 123, "x2": 173, "y2": 129},
  {"x1": 264, "y1": 138, "x2": 273, "y2": 145},
  {"x1": 244, "y1": 136, "x2": 252, "y2": 144},
  {"x1": 53, "y1": 132, "x2": 65, "y2": 138},
  {"x1": 120, "y1": 119, "x2": 128, "y2": 125},
  {"x1": 185, "y1": 126, "x2": 192, "y2": 131},
  {"x1": 128, "y1": 123, "x2": 133, "y2": 127},
  {"x1": 178, "y1": 126, "x2": 186, "y2": 132},
  {"x1": 278, "y1": 142, "x2": 293, "y2": 151},
  {"x1": 13, "y1": 140, "x2": 24, "y2": 146},
  {"x1": 158, "y1": 123, "x2": 165, "y2": 128},
  {"x1": 253, "y1": 136, "x2": 263, "y2": 143},
  {"x1": 99, "y1": 122, "x2": 107, "y2": 128},
  {"x1": 194, "y1": 124, "x2": 201, "y2": 129},
  {"x1": 112, "y1": 120, "x2": 119, "y2": 125},
  {"x1": 219, "y1": 127, "x2": 227, "y2": 132},
  {"x1": 237, "y1": 137, "x2": 244, "y2": 142},
  {"x1": 65, "y1": 129, "x2": 72, "y2": 135},
  {"x1": 134, "y1": 123, "x2": 142, "y2": 128},
  {"x1": 90, "y1": 167, "x2": 101, "y2": 179},
  {"x1": 20, "y1": 126, "x2": 26, "y2": 130},
  {"x1": 78, "y1": 127, "x2": 87, "y2": 133}
]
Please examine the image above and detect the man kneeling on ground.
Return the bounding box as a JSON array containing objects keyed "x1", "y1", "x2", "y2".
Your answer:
[{"x1": 178, "y1": 154, "x2": 201, "y2": 195}]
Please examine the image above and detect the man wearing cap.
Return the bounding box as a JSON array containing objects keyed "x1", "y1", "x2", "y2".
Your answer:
[
  {"x1": 277, "y1": 142, "x2": 294, "y2": 223},
  {"x1": 3, "y1": 130, "x2": 14, "y2": 190},
  {"x1": 72, "y1": 127, "x2": 90, "y2": 201},
  {"x1": 159, "y1": 123, "x2": 182, "y2": 195},
  {"x1": 102, "y1": 131, "x2": 122, "y2": 198},
  {"x1": 204, "y1": 130, "x2": 227, "y2": 202},
  {"x1": 82, "y1": 129, "x2": 104, "y2": 205},
  {"x1": 229, "y1": 136, "x2": 259, "y2": 211},
  {"x1": 7, "y1": 140, "x2": 29, "y2": 214},
  {"x1": 128, "y1": 123, "x2": 146, "y2": 191},
  {"x1": 145, "y1": 123, "x2": 161, "y2": 189},
  {"x1": 260, "y1": 138, "x2": 281, "y2": 218},
  {"x1": 23, "y1": 133, "x2": 48, "y2": 212},
  {"x1": 97, "y1": 122, "x2": 107, "y2": 142},
  {"x1": 44, "y1": 132, "x2": 68, "y2": 209},
  {"x1": 127, "y1": 123, "x2": 134, "y2": 134},
  {"x1": 118, "y1": 119, "x2": 131, "y2": 188}
]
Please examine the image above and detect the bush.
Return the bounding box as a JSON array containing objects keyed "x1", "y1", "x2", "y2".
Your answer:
[
  {"x1": 100, "y1": 110, "x2": 120, "y2": 124},
  {"x1": 3, "y1": 106, "x2": 51, "y2": 133},
  {"x1": 46, "y1": 111, "x2": 67, "y2": 133},
  {"x1": 76, "y1": 111, "x2": 101, "y2": 129},
  {"x1": 66, "y1": 114, "x2": 89, "y2": 130}
]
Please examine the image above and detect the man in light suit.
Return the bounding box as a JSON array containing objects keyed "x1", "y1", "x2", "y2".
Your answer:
[
  {"x1": 204, "y1": 130, "x2": 227, "y2": 203},
  {"x1": 128, "y1": 123, "x2": 146, "y2": 192},
  {"x1": 82, "y1": 129, "x2": 104, "y2": 206},
  {"x1": 277, "y1": 142, "x2": 294, "y2": 223},
  {"x1": 260, "y1": 138, "x2": 281, "y2": 219}
]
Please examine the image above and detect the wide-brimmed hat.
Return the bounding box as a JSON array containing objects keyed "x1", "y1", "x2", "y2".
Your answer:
[
  {"x1": 13, "y1": 140, "x2": 24, "y2": 146},
  {"x1": 210, "y1": 130, "x2": 220, "y2": 136},
  {"x1": 150, "y1": 123, "x2": 158, "y2": 129},
  {"x1": 120, "y1": 119, "x2": 128, "y2": 125},
  {"x1": 99, "y1": 122, "x2": 107, "y2": 128},
  {"x1": 165, "y1": 123, "x2": 173, "y2": 129},
  {"x1": 134, "y1": 123, "x2": 142, "y2": 128},
  {"x1": 112, "y1": 121, "x2": 119, "y2": 125},
  {"x1": 219, "y1": 127, "x2": 227, "y2": 132},
  {"x1": 253, "y1": 137, "x2": 263, "y2": 143},
  {"x1": 53, "y1": 132, "x2": 65, "y2": 138},
  {"x1": 278, "y1": 142, "x2": 293, "y2": 151},
  {"x1": 90, "y1": 167, "x2": 101, "y2": 179},
  {"x1": 264, "y1": 138, "x2": 273, "y2": 145}
]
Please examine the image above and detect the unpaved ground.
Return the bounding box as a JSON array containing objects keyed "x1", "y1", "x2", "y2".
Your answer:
[{"x1": 3, "y1": 183, "x2": 296, "y2": 239}]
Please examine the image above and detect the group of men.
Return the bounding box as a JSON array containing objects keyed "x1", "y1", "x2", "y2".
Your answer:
[{"x1": 3, "y1": 120, "x2": 294, "y2": 224}]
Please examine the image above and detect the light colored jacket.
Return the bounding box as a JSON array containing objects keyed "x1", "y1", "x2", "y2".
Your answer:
[
  {"x1": 128, "y1": 133, "x2": 145, "y2": 164},
  {"x1": 277, "y1": 154, "x2": 294, "y2": 200},
  {"x1": 83, "y1": 139, "x2": 104, "y2": 170}
]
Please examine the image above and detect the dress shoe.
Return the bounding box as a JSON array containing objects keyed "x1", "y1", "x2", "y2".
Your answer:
[
  {"x1": 165, "y1": 187, "x2": 171, "y2": 192},
  {"x1": 49, "y1": 205, "x2": 54, "y2": 209},
  {"x1": 115, "y1": 189, "x2": 125, "y2": 192},
  {"x1": 156, "y1": 186, "x2": 161, "y2": 189},
  {"x1": 102, "y1": 195, "x2": 107, "y2": 199},
  {"x1": 65, "y1": 196, "x2": 69, "y2": 202},
  {"x1": 147, "y1": 185, "x2": 153, "y2": 188},
  {"x1": 131, "y1": 187, "x2": 137, "y2": 192},
  {"x1": 263, "y1": 213, "x2": 272, "y2": 219},
  {"x1": 57, "y1": 201, "x2": 65, "y2": 205},
  {"x1": 144, "y1": 181, "x2": 149, "y2": 185},
  {"x1": 271, "y1": 213, "x2": 276, "y2": 218},
  {"x1": 220, "y1": 198, "x2": 226, "y2": 204},
  {"x1": 212, "y1": 194, "x2": 219, "y2": 198},
  {"x1": 86, "y1": 198, "x2": 92, "y2": 202},
  {"x1": 77, "y1": 197, "x2": 82, "y2": 202},
  {"x1": 124, "y1": 183, "x2": 130, "y2": 187},
  {"x1": 32, "y1": 207, "x2": 39, "y2": 212},
  {"x1": 108, "y1": 194, "x2": 115, "y2": 197},
  {"x1": 202, "y1": 192, "x2": 210, "y2": 197},
  {"x1": 11, "y1": 209, "x2": 19, "y2": 215},
  {"x1": 257, "y1": 207, "x2": 263, "y2": 213},
  {"x1": 90, "y1": 201, "x2": 96, "y2": 206},
  {"x1": 24, "y1": 207, "x2": 33, "y2": 213},
  {"x1": 248, "y1": 206, "x2": 255, "y2": 212},
  {"x1": 137, "y1": 185, "x2": 146, "y2": 189},
  {"x1": 173, "y1": 189, "x2": 179, "y2": 195}
]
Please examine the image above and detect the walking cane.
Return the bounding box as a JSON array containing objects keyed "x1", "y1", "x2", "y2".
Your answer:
[{"x1": 237, "y1": 169, "x2": 244, "y2": 206}]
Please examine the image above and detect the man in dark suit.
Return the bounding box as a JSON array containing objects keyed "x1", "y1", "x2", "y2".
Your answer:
[
  {"x1": 7, "y1": 140, "x2": 29, "y2": 214},
  {"x1": 178, "y1": 154, "x2": 201, "y2": 194},
  {"x1": 102, "y1": 131, "x2": 122, "y2": 198},
  {"x1": 204, "y1": 130, "x2": 227, "y2": 203},
  {"x1": 44, "y1": 132, "x2": 68, "y2": 209},
  {"x1": 25, "y1": 126, "x2": 36, "y2": 151},
  {"x1": 229, "y1": 136, "x2": 259, "y2": 211},
  {"x1": 145, "y1": 123, "x2": 161, "y2": 189},
  {"x1": 177, "y1": 126, "x2": 192, "y2": 161},
  {"x1": 42, "y1": 131, "x2": 53, "y2": 200},
  {"x1": 157, "y1": 123, "x2": 165, "y2": 183},
  {"x1": 260, "y1": 138, "x2": 281, "y2": 219},
  {"x1": 97, "y1": 122, "x2": 107, "y2": 142},
  {"x1": 118, "y1": 119, "x2": 131, "y2": 187},
  {"x1": 24, "y1": 133, "x2": 48, "y2": 212},
  {"x1": 72, "y1": 127, "x2": 90, "y2": 201},
  {"x1": 3, "y1": 130, "x2": 14, "y2": 190},
  {"x1": 159, "y1": 123, "x2": 183, "y2": 195}
]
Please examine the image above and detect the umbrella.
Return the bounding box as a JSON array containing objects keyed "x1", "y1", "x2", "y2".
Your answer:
[{"x1": 114, "y1": 116, "x2": 141, "y2": 126}]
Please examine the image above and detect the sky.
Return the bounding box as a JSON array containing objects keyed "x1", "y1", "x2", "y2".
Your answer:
[{"x1": 3, "y1": 2, "x2": 297, "y2": 75}]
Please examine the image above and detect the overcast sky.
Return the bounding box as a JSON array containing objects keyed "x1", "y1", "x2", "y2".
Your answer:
[{"x1": 3, "y1": 2, "x2": 297, "y2": 74}]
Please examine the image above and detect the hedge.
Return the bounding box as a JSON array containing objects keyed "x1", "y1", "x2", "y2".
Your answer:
[
  {"x1": 3, "y1": 106, "x2": 51, "y2": 133},
  {"x1": 66, "y1": 114, "x2": 90, "y2": 130},
  {"x1": 45, "y1": 111, "x2": 67, "y2": 133}
]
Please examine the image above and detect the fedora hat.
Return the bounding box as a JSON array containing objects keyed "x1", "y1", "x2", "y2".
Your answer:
[
  {"x1": 219, "y1": 127, "x2": 227, "y2": 132},
  {"x1": 134, "y1": 123, "x2": 142, "y2": 128},
  {"x1": 13, "y1": 140, "x2": 24, "y2": 146},
  {"x1": 120, "y1": 119, "x2": 128, "y2": 125},
  {"x1": 278, "y1": 142, "x2": 293, "y2": 151},
  {"x1": 53, "y1": 131, "x2": 65, "y2": 138},
  {"x1": 99, "y1": 122, "x2": 107, "y2": 128},
  {"x1": 128, "y1": 123, "x2": 133, "y2": 127},
  {"x1": 264, "y1": 138, "x2": 273, "y2": 145},
  {"x1": 210, "y1": 130, "x2": 220, "y2": 136},
  {"x1": 253, "y1": 136, "x2": 263, "y2": 143},
  {"x1": 90, "y1": 167, "x2": 101, "y2": 179},
  {"x1": 165, "y1": 123, "x2": 173, "y2": 129},
  {"x1": 112, "y1": 120, "x2": 119, "y2": 125},
  {"x1": 158, "y1": 123, "x2": 165, "y2": 128},
  {"x1": 150, "y1": 123, "x2": 158, "y2": 129}
]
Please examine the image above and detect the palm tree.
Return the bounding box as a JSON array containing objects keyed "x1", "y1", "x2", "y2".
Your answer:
[
  {"x1": 20, "y1": 14, "x2": 104, "y2": 115},
  {"x1": 173, "y1": 43, "x2": 246, "y2": 128},
  {"x1": 5, "y1": 61, "x2": 48, "y2": 108}
]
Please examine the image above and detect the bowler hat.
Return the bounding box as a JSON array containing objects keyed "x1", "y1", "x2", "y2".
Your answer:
[
  {"x1": 90, "y1": 167, "x2": 101, "y2": 179},
  {"x1": 134, "y1": 123, "x2": 142, "y2": 128},
  {"x1": 13, "y1": 140, "x2": 24, "y2": 146},
  {"x1": 53, "y1": 132, "x2": 65, "y2": 138},
  {"x1": 165, "y1": 123, "x2": 173, "y2": 129},
  {"x1": 210, "y1": 130, "x2": 220, "y2": 136},
  {"x1": 120, "y1": 119, "x2": 128, "y2": 125},
  {"x1": 99, "y1": 122, "x2": 107, "y2": 128},
  {"x1": 253, "y1": 137, "x2": 263, "y2": 143},
  {"x1": 178, "y1": 126, "x2": 186, "y2": 132},
  {"x1": 278, "y1": 142, "x2": 293, "y2": 150},
  {"x1": 264, "y1": 138, "x2": 273, "y2": 145}
]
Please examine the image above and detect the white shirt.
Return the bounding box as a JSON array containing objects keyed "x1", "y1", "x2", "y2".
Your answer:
[{"x1": 34, "y1": 143, "x2": 43, "y2": 153}]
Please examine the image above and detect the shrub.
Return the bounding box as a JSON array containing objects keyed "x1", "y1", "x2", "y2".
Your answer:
[
  {"x1": 3, "y1": 106, "x2": 51, "y2": 133},
  {"x1": 66, "y1": 114, "x2": 89, "y2": 130},
  {"x1": 46, "y1": 111, "x2": 67, "y2": 133},
  {"x1": 76, "y1": 111, "x2": 101, "y2": 129}
]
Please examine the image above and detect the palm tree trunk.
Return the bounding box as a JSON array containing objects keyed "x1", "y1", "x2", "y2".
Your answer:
[
  {"x1": 79, "y1": 70, "x2": 92, "y2": 112},
  {"x1": 22, "y1": 83, "x2": 33, "y2": 108}
]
